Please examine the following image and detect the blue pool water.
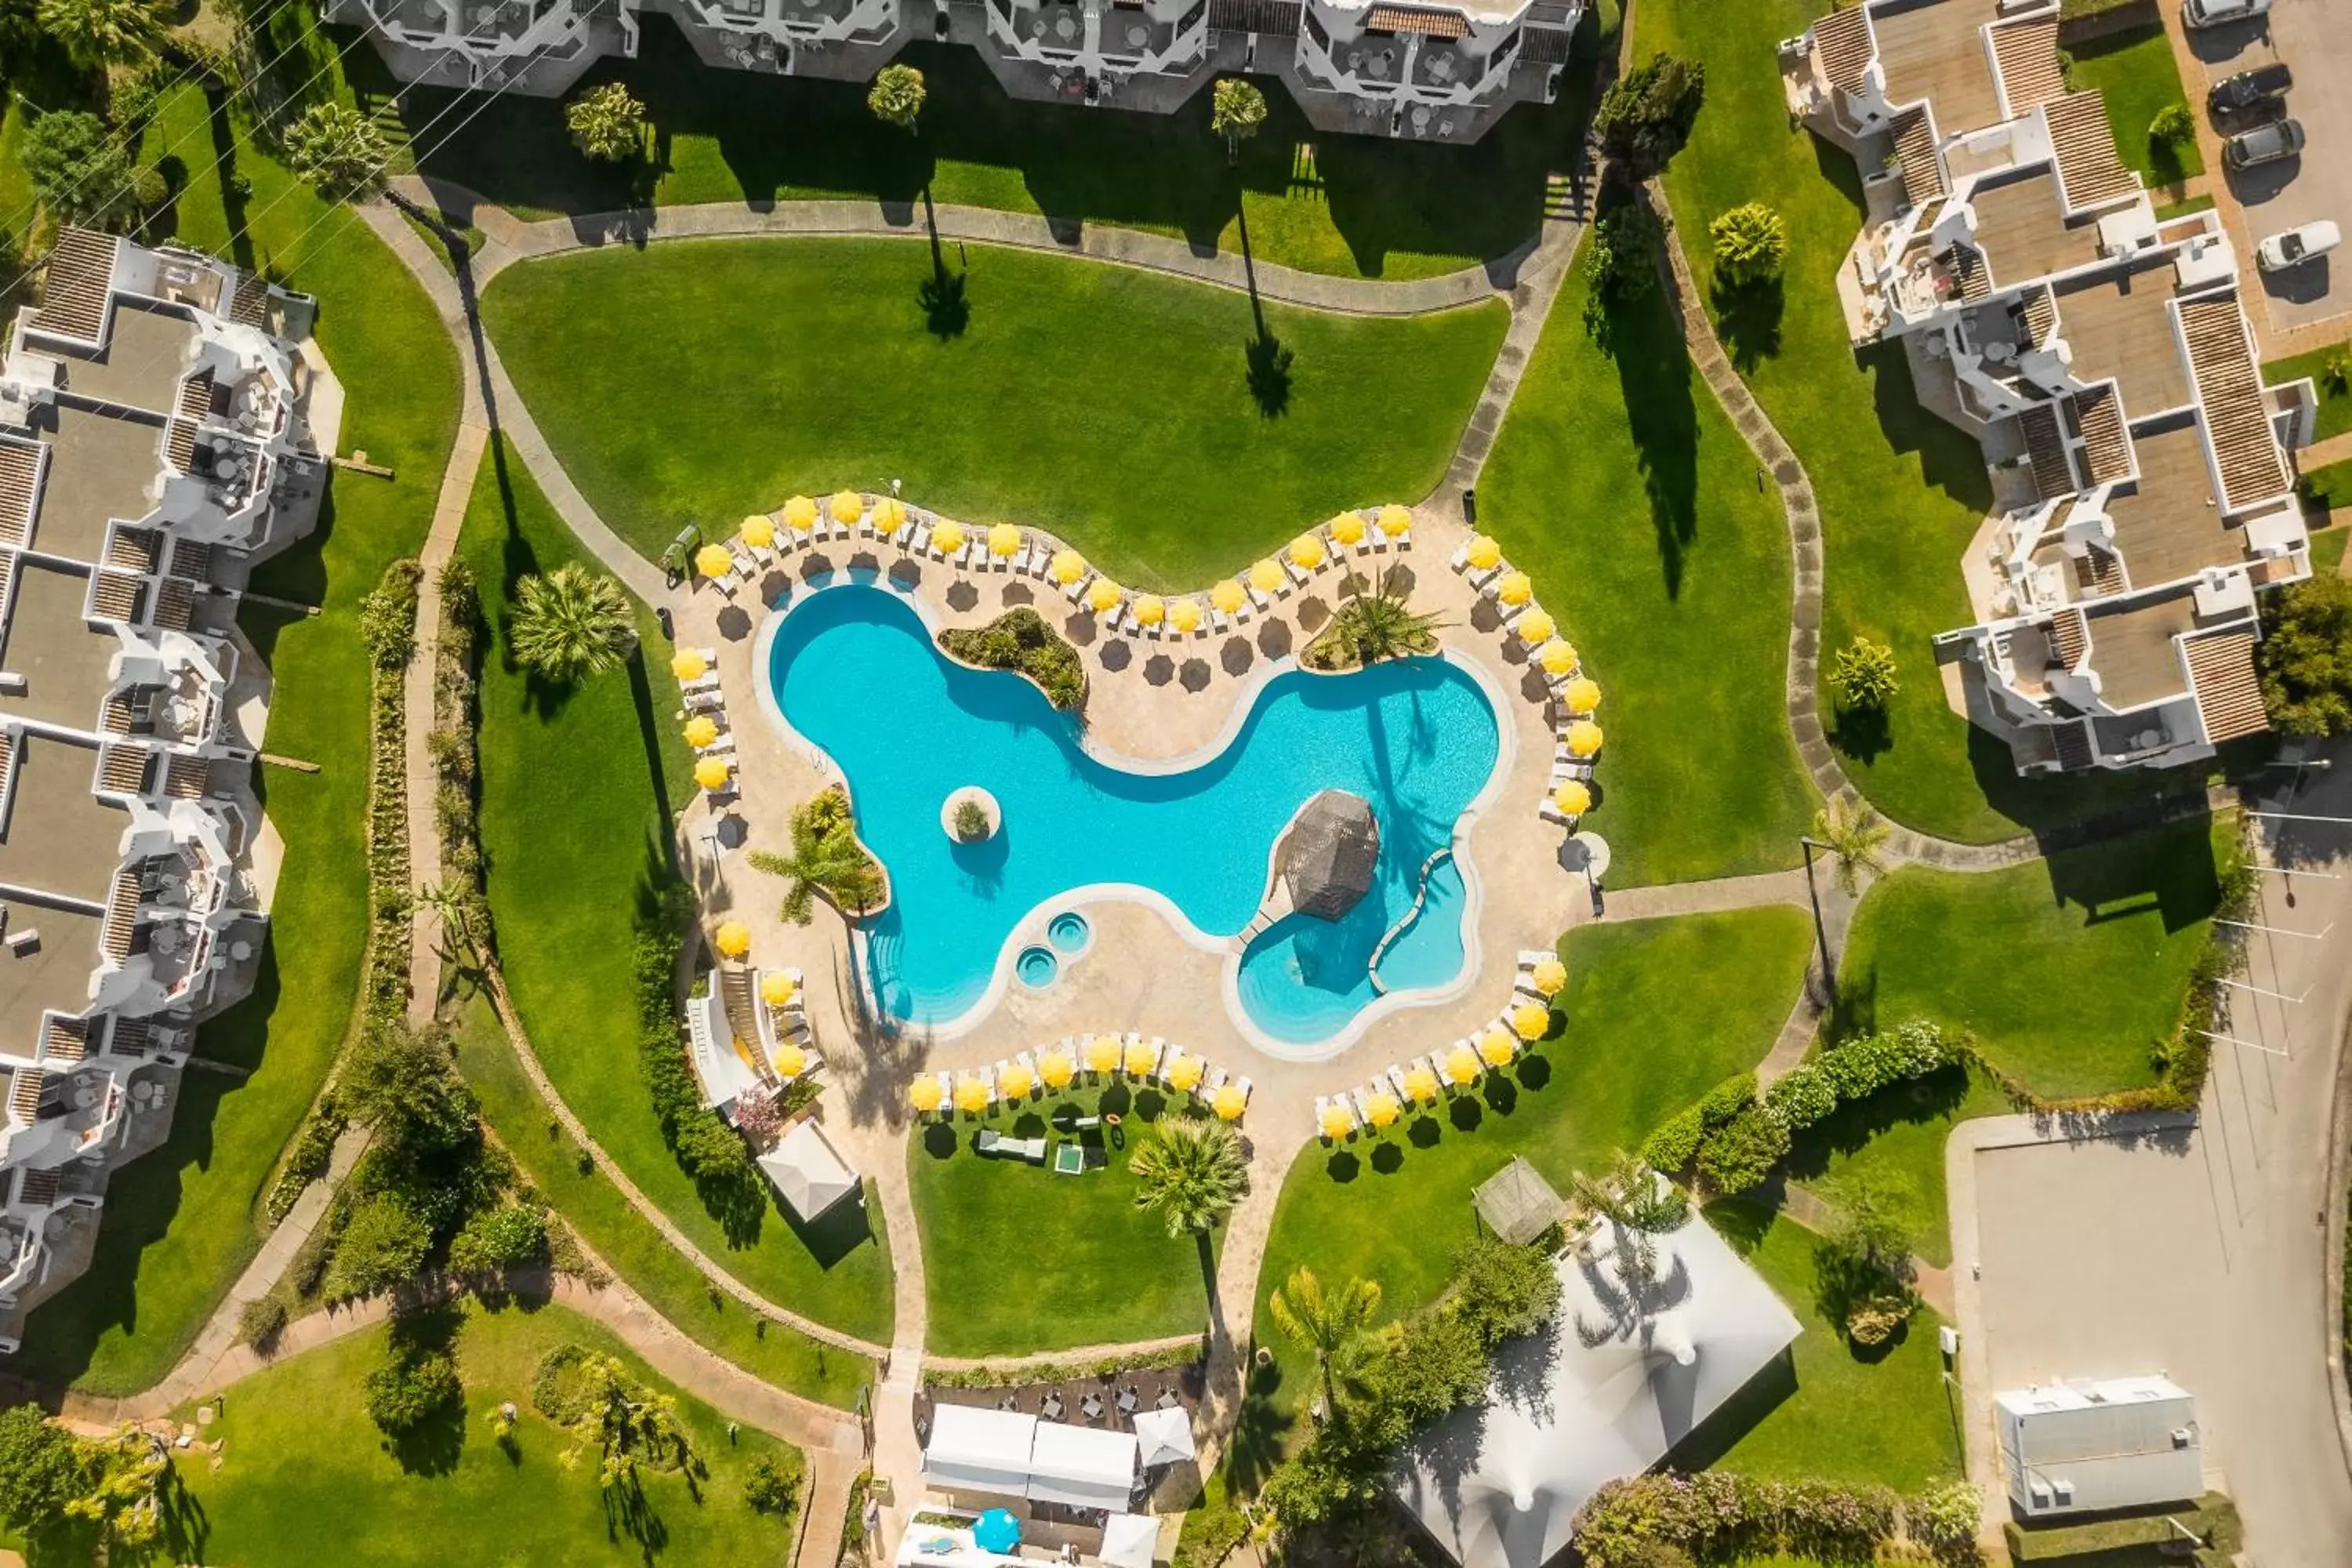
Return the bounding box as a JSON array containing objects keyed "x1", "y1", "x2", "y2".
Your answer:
[
  {"x1": 1015, "y1": 946, "x2": 1058, "y2": 988},
  {"x1": 764, "y1": 583, "x2": 1502, "y2": 1046},
  {"x1": 1047, "y1": 912, "x2": 1091, "y2": 953}
]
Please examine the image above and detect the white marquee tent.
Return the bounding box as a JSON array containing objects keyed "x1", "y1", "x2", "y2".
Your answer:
[
  {"x1": 757, "y1": 1119, "x2": 862, "y2": 1221},
  {"x1": 1097, "y1": 1512, "x2": 1162, "y2": 1568},
  {"x1": 1130, "y1": 1406, "x2": 1196, "y2": 1468},
  {"x1": 1029, "y1": 1420, "x2": 1142, "y2": 1509},
  {"x1": 922, "y1": 1403, "x2": 1140, "y2": 1511}
]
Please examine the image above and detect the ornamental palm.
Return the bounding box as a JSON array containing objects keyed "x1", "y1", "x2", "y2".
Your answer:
[
  {"x1": 1570, "y1": 1148, "x2": 1688, "y2": 1236},
  {"x1": 750, "y1": 804, "x2": 882, "y2": 926},
  {"x1": 509, "y1": 564, "x2": 636, "y2": 684},
  {"x1": 37, "y1": 0, "x2": 162, "y2": 71},
  {"x1": 1809, "y1": 794, "x2": 1891, "y2": 898},
  {"x1": 1328, "y1": 582, "x2": 1443, "y2": 666},
  {"x1": 1210, "y1": 78, "x2": 1267, "y2": 162},
  {"x1": 867, "y1": 64, "x2": 926, "y2": 133},
  {"x1": 1128, "y1": 1117, "x2": 1249, "y2": 1239},
  {"x1": 1267, "y1": 1266, "x2": 1381, "y2": 1414}
]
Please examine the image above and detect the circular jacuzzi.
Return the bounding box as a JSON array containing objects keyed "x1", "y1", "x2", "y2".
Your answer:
[
  {"x1": 1046, "y1": 911, "x2": 1092, "y2": 955},
  {"x1": 1015, "y1": 945, "x2": 1059, "y2": 989}
]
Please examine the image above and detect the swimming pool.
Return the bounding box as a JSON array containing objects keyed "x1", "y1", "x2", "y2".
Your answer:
[{"x1": 760, "y1": 582, "x2": 1504, "y2": 1050}]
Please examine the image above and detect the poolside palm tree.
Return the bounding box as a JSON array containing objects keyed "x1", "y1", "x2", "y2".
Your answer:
[
  {"x1": 750, "y1": 792, "x2": 883, "y2": 926},
  {"x1": 1323, "y1": 581, "x2": 1443, "y2": 667},
  {"x1": 37, "y1": 0, "x2": 162, "y2": 71},
  {"x1": 1809, "y1": 794, "x2": 1891, "y2": 898},
  {"x1": 1268, "y1": 1266, "x2": 1380, "y2": 1414},
  {"x1": 1128, "y1": 1117, "x2": 1250, "y2": 1239},
  {"x1": 509, "y1": 564, "x2": 637, "y2": 684}
]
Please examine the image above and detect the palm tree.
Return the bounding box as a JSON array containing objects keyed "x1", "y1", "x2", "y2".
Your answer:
[
  {"x1": 1267, "y1": 1266, "x2": 1380, "y2": 1414},
  {"x1": 1809, "y1": 794, "x2": 1891, "y2": 897},
  {"x1": 509, "y1": 564, "x2": 636, "y2": 684},
  {"x1": 419, "y1": 881, "x2": 488, "y2": 996},
  {"x1": 1128, "y1": 1117, "x2": 1249, "y2": 1238},
  {"x1": 37, "y1": 0, "x2": 162, "y2": 71},
  {"x1": 1210, "y1": 79, "x2": 1269, "y2": 165},
  {"x1": 1325, "y1": 581, "x2": 1443, "y2": 667},
  {"x1": 750, "y1": 794, "x2": 883, "y2": 926},
  {"x1": 1573, "y1": 1149, "x2": 1687, "y2": 1288},
  {"x1": 868, "y1": 64, "x2": 927, "y2": 133}
]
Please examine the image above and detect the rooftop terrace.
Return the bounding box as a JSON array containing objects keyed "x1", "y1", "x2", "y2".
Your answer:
[
  {"x1": 2105, "y1": 419, "x2": 2238, "y2": 589},
  {"x1": 30, "y1": 407, "x2": 164, "y2": 564},
  {"x1": 0, "y1": 735, "x2": 125, "y2": 907},
  {"x1": 2085, "y1": 590, "x2": 2197, "y2": 712},
  {"x1": 53, "y1": 305, "x2": 196, "y2": 417},
  {"x1": 0, "y1": 557, "x2": 116, "y2": 732},
  {"x1": 1873, "y1": 0, "x2": 2002, "y2": 133},
  {"x1": 0, "y1": 900, "x2": 103, "y2": 1052},
  {"x1": 2053, "y1": 263, "x2": 2190, "y2": 419},
  {"x1": 1971, "y1": 169, "x2": 2104, "y2": 289}
]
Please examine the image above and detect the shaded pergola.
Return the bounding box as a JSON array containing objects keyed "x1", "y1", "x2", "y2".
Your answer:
[
  {"x1": 1280, "y1": 789, "x2": 1381, "y2": 920},
  {"x1": 1472, "y1": 1156, "x2": 1563, "y2": 1246}
]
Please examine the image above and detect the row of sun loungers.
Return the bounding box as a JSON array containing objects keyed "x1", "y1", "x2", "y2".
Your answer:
[
  {"x1": 1448, "y1": 542, "x2": 1606, "y2": 827},
  {"x1": 1317, "y1": 962, "x2": 1566, "y2": 1142},
  {"x1": 930, "y1": 1032, "x2": 1255, "y2": 1120}
]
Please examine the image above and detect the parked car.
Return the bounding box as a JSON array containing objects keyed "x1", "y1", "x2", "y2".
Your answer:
[
  {"x1": 2209, "y1": 63, "x2": 2292, "y2": 119},
  {"x1": 2257, "y1": 220, "x2": 2341, "y2": 271},
  {"x1": 2185, "y1": 0, "x2": 2273, "y2": 28},
  {"x1": 2225, "y1": 118, "x2": 2306, "y2": 169}
]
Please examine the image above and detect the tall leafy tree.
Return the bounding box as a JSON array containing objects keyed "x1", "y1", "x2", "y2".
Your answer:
[
  {"x1": 2259, "y1": 573, "x2": 2352, "y2": 736},
  {"x1": 552, "y1": 1351, "x2": 694, "y2": 1489},
  {"x1": 20, "y1": 110, "x2": 136, "y2": 229},
  {"x1": 867, "y1": 64, "x2": 926, "y2": 133},
  {"x1": 509, "y1": 563, "x2": 636, "y2": 684},
  {"x1": 36, "y1": 0, "x2": 160, "y2": 70},
  {"x1": 1594, "y1": 50, "x2": 1706, "y2": 177},
  {"x1": 0, "y1": 1405, "x2": 86, "y2": 1542},
  {"x1": 1809, "y1": 795, "x2": 1891, "y2": 898},
  {"x1": 1128, "y1": 1116, "x2": 1249, "y2": 1237},
  {"x1": 1268, "y1": 1266, "x2": 1381, "y2": 1414}
]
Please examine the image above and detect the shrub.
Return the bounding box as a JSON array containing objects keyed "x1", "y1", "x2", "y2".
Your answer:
[
  {"x1": 868, "y1": 63, "x2": 927, "y2": 132},
  {"x1": 952, "y1": 797, "x2": 991, "y2": 840},
  {"x1": 565, "y1": 82, "x2": 646, "y2": 162},
  {"x1": 1448, "y1": 1235, "x2": 1563, "y2": 1350},
  {"x1": 359, "y1": 561, "x2": 421, "y2": 670},
  {"x1": 743, "y1": 1450, "x2": 802, "y2": 1516},
  {"x1": 1697, "y1": 1072, "x2": 1757, "y2": 1129},
  {"x1": 1908, "y1": 1482, "x2": 1980, "y2": 1563},
  {"x1": 20, "y1": 110, "x2": 137, "y2": 229},
  {"x1": 2325, "y1": 351, "x2": 2351, "y2": 395},
  {"x1": 1640, "y1": 1106, "x2": 1705, "y2": 1172},
  {"x1": 1174, "y1": 1490, "x2": 1250, "y2": 1568},
  {"x1": 1584, "y1": 199, "x2": 1664, "y2": 305},
  {"x1": 1761, "y1": 1061, "x2": 1837, "y2": 1130},
  {"x1": 2151, "y1": 103, "x2": 2194, "y2": 146},
  {"x1": 1574, "y1": 1472, "x2": 1903, "y2": 1567},
  {"x1": 1694, "y1": 1105, "x2": 1788, "y2": 1194},
  {"x1": 1831, "y1": 636, "x2": 1900, "y2": 712},
  {"x1": 938, "y1": 608, "x2": 1087, "y2": 710},
  {"x1": 449, "y1": 1203, "x2": 548, "y2": 1273},
  {"x1": 364, "y1": 1344, "x2": 462, "y2": 1436},
  {"x1": 323, "y1": 1194, "x2": 432, "y2": 1301},
  {"x1": 1709, "y1": 202, "x2": 1787, "y2": 289},
  {"x1": 237, "y1": 1296, "x2": 288, "y2": 1348},
  {"x1": 1595, "y1": 51, "x2": 1706, "y2": 176}
]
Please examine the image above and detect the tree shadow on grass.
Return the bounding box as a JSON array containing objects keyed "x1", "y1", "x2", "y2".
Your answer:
[
  {"x1": 1225, "y1": 1353, "x2": 1294, "y2": 1495},
  {"x1": 1712, "y1": 275, "x2": 1784, "y2": 371},
  {"x1": 383, "y1": 1308, "x2": 469, "y2": 1478},
  {"x1": 1827, "y1": 698, "x2": 1893, "y2": 768},
  {"x1": 1602, "y1": 271, "x2": 1700, "y2": 599}
]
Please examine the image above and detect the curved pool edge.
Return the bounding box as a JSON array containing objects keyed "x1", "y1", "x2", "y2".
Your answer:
[{"x1": 750, "y1": 574, "x2": 1519, "y2": 1062}]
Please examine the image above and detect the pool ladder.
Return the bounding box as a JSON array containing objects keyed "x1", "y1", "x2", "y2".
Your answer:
[{"x1": 1366, "y1": 847, "x2": 1453, "y2": 996}]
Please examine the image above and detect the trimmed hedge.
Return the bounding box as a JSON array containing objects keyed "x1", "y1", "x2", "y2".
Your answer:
[
  {"x1": 2004, "y1": 1490, "x2": 2240, "y2": 1564},
  {"x1": 1575, "y1": 1472, "x2": 1980, "y2": 1568}
]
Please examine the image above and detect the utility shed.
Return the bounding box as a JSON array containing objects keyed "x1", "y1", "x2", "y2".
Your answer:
[
  {"x1": 1995, "y1": 1376, "x2": 2202, "y2": 1519},
  {"x1": 1280, "y1": 789, "x2": 1381, "y2": 920}
]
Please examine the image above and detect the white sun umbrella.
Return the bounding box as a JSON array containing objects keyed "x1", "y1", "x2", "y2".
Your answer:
[
  {"x1": 1098, "y1": 1512, "x2": 1161, "y2": 1568},
  {"x1": 1129, "y1": 1404, "x2": 1196, "y2": 1468}
]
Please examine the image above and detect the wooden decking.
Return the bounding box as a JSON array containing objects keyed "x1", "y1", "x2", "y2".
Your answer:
[
  {"x1": 2085, "y1": 591, "x2": 2198, "y2": 711},
  {"x1": 2055, "y1": 263, "x2": 2191, "y2": 417},
  {"x1": 1873, "y1": 0, "x2": 2005, "y2": 133},
  {"x1": 1970, "y1": 168, "x2": 2103, "y2": 288}
]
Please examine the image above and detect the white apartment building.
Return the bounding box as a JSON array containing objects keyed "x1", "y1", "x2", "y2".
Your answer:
[{"x1": 0, "y1": 229, "x2": 329, "y2": 1355}]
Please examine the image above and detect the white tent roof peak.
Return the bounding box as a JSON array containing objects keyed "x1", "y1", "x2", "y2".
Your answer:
[
  {"x1": 758, "y1": 1119, "x2": 861, "y2": 1221},
  {"x1": 1098, "y1": 1512, "x2": 1161, "y2": 1568},
  {"x1": 1130, "y1": 1406, "x2": 1196, "y2": 1468}
]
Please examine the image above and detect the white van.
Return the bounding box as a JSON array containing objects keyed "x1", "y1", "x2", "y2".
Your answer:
[{"x1": 2183, "y1": 0, "x2": 2272, "y2": 28}]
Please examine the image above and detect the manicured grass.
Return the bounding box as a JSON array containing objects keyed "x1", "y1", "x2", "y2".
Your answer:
[
  {"x1": 2154, "y1": 192, "x2": 2217, "y2": 223},
  {"x1": 453, "y1": 996, "x2": 875, "y2": 1409},
  {"x1": 909, "y1": 1087, "x2": 1215, "y2": 1359},
  {"x1": 2267, "y1": 341, "x2": 2352, "y2": 443},
  {"x1": 2312, "y1": 520, "x2": 2347, "y2": 576},
  {"x1": 158, "y1": 1301, "x2": 805, "y2": 1566},
  {"x1": 9, "y1": 81, "x2": 459, "y2": 1391},
  {"x1": 364, "y1": 24, "x2": 1602, "y2": 281},
  {"x1": 1838, "y1": 815, "x2": 2235, "y2": 1101},
  {"x1": 1639, "y1": 0, "x2": 2207, "y2": 842},
  {"x1": 1784, "y1": 1063, "x2": 2012, "y2": 1267},
  {"x1": 459, "y1": 435, "x2": 895, "y2": 1343},
  {"x1": 2066, "y1": 24, "x2": 2204, "y2": 189},
  {"x1": 1678, "y1": 1200, "x2": 1963, "y2": 1493},
  {"x1": 1238, "y1": 909, "x2": 1810, "y2": 1472},
  {"x1": 478, "y1": 238, "x2": 1507, "y2": 588},
  {"x1": 1479, "y1": 249, "x2": 1815, "y2": 886}
]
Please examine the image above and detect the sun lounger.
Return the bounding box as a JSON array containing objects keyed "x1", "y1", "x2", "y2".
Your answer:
[
  {"x1": 1209, "y1": 608, "x2": 1231, "y2": 635},
  {"x1": 977, "y1": 1129, "x2": 1048, "y2": 1163},
  {"x1": 1231, "y1": 1076, "x2": 1252, "y2": 1109},
  {"x1": 1538, "y1": 797, "x2": 1573, "y2": 825},
  {"x1": 1063, "y1": 572, "x2": 1095, "y2": 605},
  {"x1": 1283, "y1": 559, "x2": 1310, "y2": 592},
  {"x1": 1449, "y1": 543, "x2": 1470, "y2": 573},
  {"x1": 1385, "y1": 1064, "x2": 1411, "y2": 1101},
  {"x1": 684, "y1": 689, "x2": 724, "y2": 714},
  {"x1": 906, "y1": 521, "x2": 931, "y2": 555},
  {"x1": 1467, "y1": 563, "x2": 1503, "y2": 593},
  {"x1": 890, "y1": 514, "x2": 918, "y2": 548},
  {"x1": 1205, "y1": 1066, "x2": 1229, "y2": 1094}
]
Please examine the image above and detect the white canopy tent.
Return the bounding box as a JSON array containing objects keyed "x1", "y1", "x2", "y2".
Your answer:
[
  {"x1": 921, "y1": 1405, "x2": 1036, "y2": 1498},
  {"x1": 757, "y1": 1119, "x2": 862, "y2": 1221},
  {"x1": 1097, "y1": 1512, "x2": 1162, "y2": 1568},
  {"x1": 1027, "y1": 1421, "x2": 1140, "y2": 1509},
  {"x1": 1130, "y1": 1406, "x2": 1196, "y2": 1468},
  {"x1": 1396, "y1": 1196, "x2": 1802, "y2": 1568}
]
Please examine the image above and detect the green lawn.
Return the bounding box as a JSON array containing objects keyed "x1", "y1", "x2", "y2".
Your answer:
[
  {"x1": 459, "y1": 435, "x2": 895, "y2": 1343},
  {"x1": 478, "y1": 238, "x2": 1507, "y2": 587},
  {"x1": 2312, "y1": 518, "x2": 2347, "y2": 575},
  {"x1": 2267, "y1": 342, "x2": 2352, "y2": 443},
  {"x1": 909, "y1": 1087, "x2": 1216, "y2": 1359},
  {"x1": 9, "y1": 82, "x2": 460, "y2": 1391},
  {"x1": 366, "y1": 23, "x2": 1604, "y2": 281},
  {"x1": 1237, "y1": 909, "x2": 1810, "y2": 1475},
  {"x1": 2066, "y1": 24, "x2": 2205, "y2": 189},
  {"x1": 156, "y1": 1301, "x2": 805, "y2": 1566},
  {"x1": 1784, "y1": 1063, "x2": 2012, "y2": 1267},
  {"x1": 453, "y1": 997, "x2": 875, "y2": 1409},
  {"x1": 1478, "y1": 249, "x2": 1814, "y2": 887},
  {"x1": 1639, "y1": 0, "x2": 2208, "y2": 842},
  {"x1": 1838, "y1": 815, "x2": 2235, "y2": 1102},
  {"x1": 1676, "y1": 1201, "x2": 1964, "y2": 1493}
]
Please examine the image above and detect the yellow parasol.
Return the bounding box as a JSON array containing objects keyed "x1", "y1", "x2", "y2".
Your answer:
[
  {"x1": 829, "y1": 489, "x2": 865, "y2": 524},
  {"x1": 1168, "y1": 598, "x2": 1202, "y2": 634},
  {"x1": 1051, "y1": 550, "x2": 1087, "y2": 586},
  {"x1": 1563, "y1": 677, "x2": 1602, "y2": 714},
  {"x1": 1364, "y1": 1091, "x2": 1400, "y2": 1129},
  {"x1": 910, "y1": 1076, "x2": 944, "y2": 1113},
  {"x1": 783, "y1": 495, "x2": 818, "y2": 532},
  {"x1": 1512, "y1": 1002, "x2": 1550, "y2": 1042},
  {"x1": 1496, "y1": 572, "x2": 1534, "y2": 607},
  {"x1": 1085, "y1": 1035, "x2": 1121, "y2": 1076},
  {"x1": 1132, "y1": 595, "x2": 1167, "y2": 628},
  {"x1": 1124, "y1": 1038, "x2": 1158, "y2": 1077},
  {"x1": 1538, "y1": 640, "x2": 1579, "y2": 677},
  {"x1": 1403, "y1": 1065, "x2": 1440, "y2": 1104},
  {"x1": 1517, "y1": 609, "x2": 1557, "y2": 646},
  {"x1": 1000, "y1": 1062, "x2": 1036, "y2": 1099},
  {"x1": 953, "y1": 1076, "x2": 989, "y2": 1115},
  {"x1": 1553, "y1": 780, "x2": 1592, "y2": 817},
  {"x1": 1376, "y1": 503, "x2": 1413, "y2": 537},
  {"x1": 1533, "y1": 957, "x2": 1569, "y2": 996},
  {"x1": 713, "y1": 920, "x2": 751, "y2": 957},
  {"x1": 1444, "y1": 1045, "x2": 1481, "y2": 1085},
  {"x1": 741, "y1": 514, "x2": 776, "y2": 549},
  {"x1": 1164, "y1": 1054, "x2": 1203, "y2": 1094},
  {"x1": 932, "y1": 520, "x2": 967, "y2": 555},
  {"x1": 1319, "y1": 1103, "x2": 1354, "y2": 1141},
  {"x1": 1040, "y1": 1051, "x2": 1076, "y2": 1089},
  {"x1": 989, "y1": 523, "x2": 1023, "y2": 558},
  {"x1": 1329, "y1": 511, "x2": 1366, "y2": 546},
  {"x1": 1566, "y1": 720, "x2": 1605, "y2": 757},
  {"x1": 694, "y1": 757, "x2": 732, "y2": 792},
  {"x1": 772, "y1": 1040, "x2": 807, "y2": 1079},
  {"x1": 1087, "y1": 577, "x2": 1123, "y2": 614},
  {"x1": 1466, "y1": 535, "x2": 1503, "y2": 571},
  {"x1": 761, "y1": 971, "x2": 798, "y2": 1007},
  {"x1": 670, "y1": 648, "x2": 708, "y2": 681},
  {"x1": 1288, "y1": 535, "x2": 1327, "y2": 571},
  {"x1": 1249, "y1": 560, "x2": 1286, "y2": 593},
  {"x1": 1479, "y1": 1029, "x2": 1517, "y2": 1068},
  {"x1": 874, "y1": 496, "x2": 907, "y2": 533},
  {"x1": 695, "y1": 543, "x2": 734, "y2": 579},
  {"x1": 1211, "y1": 579, "x2": 1246, "y2": 615},
  {"x1": 684, "y1": 714, "x2": 720, "y2": 749},
  {"x1": 1212, "y1": 1083, "x2": 1247, "y2": 1120}
]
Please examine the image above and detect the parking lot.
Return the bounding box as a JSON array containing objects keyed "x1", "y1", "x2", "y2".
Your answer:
[{"x1": 2179, "y1": 0, "x2": 2352, "y2": 336}]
